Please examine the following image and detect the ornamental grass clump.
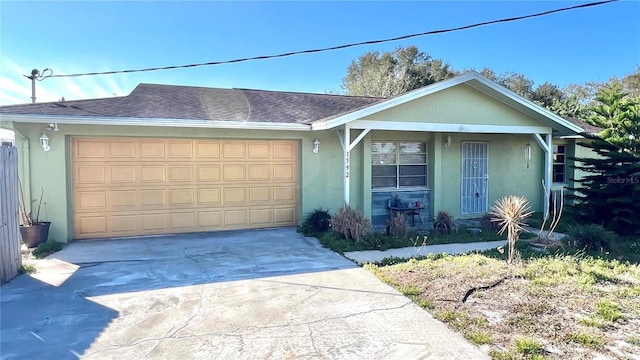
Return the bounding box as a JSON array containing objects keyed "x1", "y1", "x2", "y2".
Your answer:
[
  {"x1": 331, "y1": 205, "x2": 370, "y2": 242},
  {"x1": 490, "y1": 196, "x2": 533, "y2": 264}
]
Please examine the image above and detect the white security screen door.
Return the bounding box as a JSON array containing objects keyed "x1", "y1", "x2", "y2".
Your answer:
[{"x1": 461, "y1": 142, "x2": 488, "y2": 214}]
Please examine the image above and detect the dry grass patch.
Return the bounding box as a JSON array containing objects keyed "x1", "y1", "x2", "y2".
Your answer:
[{"x1": 368, "y1": 253, "x2": 640, "y2": 359}]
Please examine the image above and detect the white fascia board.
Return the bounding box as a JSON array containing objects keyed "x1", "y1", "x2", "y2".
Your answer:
[
  {"x1": 311, "y1": 73, "x2": 478, "y2": 130},
  {"x1": 349, "y1": 120, "x2": 551, "y2": 134},
  {"x1": 0, "y1": 114, "x2": 311, "y2": 131}
]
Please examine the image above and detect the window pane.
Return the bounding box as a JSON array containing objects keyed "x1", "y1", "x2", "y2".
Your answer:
[
  {"x1": 372, "y1": 142, "x2": 396, "y2": 154},
  {"x1": 372, "y1": 153, "x2": 397, "y2": 165},
  {"x1": 554, "y1": 155, "x2": 565, "y2": 164},
  {"x1": 372, "y1": 177, "x2": 397, "y2": 188},
  {"x1": 399, "y1": 176, "x2": 426, "y2": 187},
  {"x1": 400, "y1": 142, "x2": 426, "y2": 153},
  {"x1": 372, "y1": 165, "x2": 397, "y2": 177},
  {"x1": 399, "y1": 165, "x2": 426, "y2": 176},
  {"x1": 400, "y1": 153, "x2": 427, "y2": 164}
]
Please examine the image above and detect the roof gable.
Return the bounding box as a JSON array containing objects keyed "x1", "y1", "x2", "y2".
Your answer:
[{"x1": 311, "y1": 72, "x2": 585, "y2": 136}]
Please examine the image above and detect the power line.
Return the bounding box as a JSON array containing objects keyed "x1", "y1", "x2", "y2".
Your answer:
[{"x1": 48, "y1": 0, "x2": 618, "y2": 79}]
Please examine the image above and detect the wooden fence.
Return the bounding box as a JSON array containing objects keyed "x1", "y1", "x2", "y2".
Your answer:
[{"x1": 0, "y1": 143, "x2": 21, "y2": 284}]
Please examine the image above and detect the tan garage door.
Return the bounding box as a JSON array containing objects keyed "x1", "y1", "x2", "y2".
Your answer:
[{"x1": 72, "y1": 137, "x2": 298, "y2": 239}]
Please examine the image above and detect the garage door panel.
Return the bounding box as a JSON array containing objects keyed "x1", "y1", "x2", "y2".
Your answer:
[
  {"x1": 141, "y1": 189, "x2": 166, "y2": 206},
  {"x1": 111, "y1": 215, "x2": 138, "y2": 234},
  {"x1": 140, "y1": 166, "x2": 166, "y2": 183},
  {"x1": 223, "y1": 142, "x2": 246, "y2": 158},
  {"x1": 76, "y1": 165, "x2": 106, "y2": 185},
  {"x1": 75, "y1": 139, "x2": 105, "y2": 159},
  {"x1": 273, "y1": 186, "x2": 295, "y2": 202},
  {"x1": 141, "y1": 213, "x2": 167, "y2": 231},
  {"x1": 110, "y1": 190, "x2": 138, "y2": 208},
  {"x1": 109, "y1": 140, "x2": 136, "y2": 158},
  {"x1": 196, "y1": 141, "x2": 220, "y2": 158},
  {"x1": 197, "y1": 188, "x2": 221, "y2": 205},
  {"x1": 76, "y1": 191, "x2": 107, "y2": 211},
  {"x1": 169, "y1": 166, "x2": 194, "y2": 182},
  {"x1": 223, "y1": 164, "x2": 246, "y2": 181},
  {"x1": 170, "y1": 188, "x2": 195, "y2": 206},
  {"x1": 170, "y1": 212, "x2": 196, "y2": 229},
  {"x1": 109, "y1": 165, "x2": 137, "y2": 183},
  {"x1": 274, "y1": 207, "x2": 296, "y2": 224},
  {"x1": 73, "y1": 138, "x2": 297, "y2": 239},
  {"x1": 249, "y1": 187, "x2": 270, "y2": 203},
  {"x1": 249, "y1": 208, "x2": 271, "y2": 225},
  {"x1": 139, "y1": 140, "x2": 165, "y2": 158},
  {"x1": 196, "y1": 165, "x2": 220, "y2": 182},
  {"x1": 273, "y1": 142, "x2": 295, "y2": 159},
  {"x1": 248, "y1": 164, "x2": 271, "y2": 181},
  {"x1": 224, "y1": 209, "x2": 247, "y2": 226},
  {"x1": 248, "y1": 142, "x2": 271, "y2": 158},
  {"x1": 273, "y1": 164, "x2": 295, "y2": 181},
  {"x1": 223, "y1": 187, "x2": 247, "y2": 204},
  {"x1": 168, "y1": 141, "x2": 193, "y2": 158},
  {"x1": 198, "y1": 211, "x2": 222, "y2": 227},
  {"x1": 76, "y1": 216, "x2": 108, "y2": 236}
]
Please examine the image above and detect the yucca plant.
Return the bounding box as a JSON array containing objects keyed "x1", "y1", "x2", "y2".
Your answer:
[{"x1": 489, "y1": 195, "x2": 533, "y2": 264}]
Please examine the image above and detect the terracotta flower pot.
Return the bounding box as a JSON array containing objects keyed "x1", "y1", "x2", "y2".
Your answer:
[{"x1": 20, "y1": 222, "x2": 51, "y2": 248}]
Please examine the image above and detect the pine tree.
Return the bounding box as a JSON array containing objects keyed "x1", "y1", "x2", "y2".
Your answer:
[{"x1": 570, "y1": 85, "x2": 640, "y2": 235}]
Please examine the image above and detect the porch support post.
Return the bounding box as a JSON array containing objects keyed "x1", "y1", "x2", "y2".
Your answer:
[
  {"x1": 533, "y1": 133, "x2": 553, "y2": 218},
  {"x1": 343, "y1": 125, "x2": 351, "y2": 205}
]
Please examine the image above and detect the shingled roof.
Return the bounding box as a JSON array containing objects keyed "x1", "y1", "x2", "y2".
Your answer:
[
  {"x1": 562, "y1": 116, "x2": 602, "y2": 134},
  {"x1": 0, "y1": 83, "x2": 384, "y2": 124}
]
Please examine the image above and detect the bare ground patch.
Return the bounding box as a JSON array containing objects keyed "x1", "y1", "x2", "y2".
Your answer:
[{"x1": 368, "y1": 254, "x2": 640, "y2": 359}]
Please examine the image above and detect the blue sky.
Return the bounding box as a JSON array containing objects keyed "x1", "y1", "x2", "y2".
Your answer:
[{"x1": 0, "y1": 1, "x2": 638, "y2": 105}]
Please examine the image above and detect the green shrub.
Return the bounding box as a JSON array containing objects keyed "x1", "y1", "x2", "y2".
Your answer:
[
  {"x1": 20, "y1": 263, "x2": 36, "y2": 274},
  {"x1": 330, "y1": 205, "x2": 370, "y2": 242},
  {"x1": 299, "y1": 208, "x2": 331, "y2": 235},
  {"x1": 565, "y1": 224, "x2": 619, "y2": 252},
  {"x1": 33, "y1": 240, "x2": 64, "y2": 259}
]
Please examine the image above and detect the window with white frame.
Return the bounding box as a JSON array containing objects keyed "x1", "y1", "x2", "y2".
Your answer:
[
  {"x1": 553, "y1": 144, "x2": 566, "y2": 183},
  {"x1": 371, "y1": 142, "x2": 427, "y2": 189}
]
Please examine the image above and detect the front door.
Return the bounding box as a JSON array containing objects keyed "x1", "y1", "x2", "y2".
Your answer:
[{"x1": 461, "y1": 142, "x2": 488, "y2": 214}]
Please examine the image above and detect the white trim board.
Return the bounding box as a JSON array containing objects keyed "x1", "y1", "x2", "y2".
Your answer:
[{"x1": 349, "y1": 120, "x2": 552, "y2": 134}]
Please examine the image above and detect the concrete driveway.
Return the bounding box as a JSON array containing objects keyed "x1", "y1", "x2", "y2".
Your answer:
[{"x1": 1, "y1": 228, "x2": 487, "y2": 359}]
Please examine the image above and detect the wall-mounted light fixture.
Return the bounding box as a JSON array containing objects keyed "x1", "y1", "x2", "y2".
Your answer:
[
  {"x1": 47, "y1": 123, "x2": 59, "y2": 131},
  {"x1": 40, "y1": 132, "x2": 50, "y2": 152},
  {"x1": 444, "y1": 135, "x2": 452, "y2": 148},
  {"x1": 313, "y1": 138, "x2": 320, "y2": 154},
  {"x1": 524, "y1": 142, "x2": 531, "y2": 169}
]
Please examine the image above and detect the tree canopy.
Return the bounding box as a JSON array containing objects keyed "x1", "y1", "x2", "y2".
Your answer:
[
  {"x1": 341, "y1": 46, "x2": 639, "y2": 121},
  {"x1": 571, "y1": 85, "x2": 640, "y2": 234},
  {"x1": 341, "y1": 46, "x2": 457, "y2": 97}
]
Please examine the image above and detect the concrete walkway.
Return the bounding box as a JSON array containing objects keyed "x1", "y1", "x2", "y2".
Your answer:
[
  {"x1": 1, "y1": 228, "x2": 488, "y2": 360},
  {"x1": 344, "y1": 240, "x2": 507, "y2": 264}
]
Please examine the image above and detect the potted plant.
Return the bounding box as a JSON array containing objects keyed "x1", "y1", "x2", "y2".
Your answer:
[{"x1": 19, "y1": 186, "x2": 50, "y2": 248}]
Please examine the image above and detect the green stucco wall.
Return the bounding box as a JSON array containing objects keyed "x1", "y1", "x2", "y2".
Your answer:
[
  {"x1": 11, "y1": 122, "x2": 348, "y2": 242},
  {"x1": 353, "y1": 131, "x2": 545, "y2": 221},
  {"x1": 362, "y1": 84, "x2": 542, "y2": 127}
]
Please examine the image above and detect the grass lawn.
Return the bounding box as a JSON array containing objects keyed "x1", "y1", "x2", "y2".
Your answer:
[{"x1": 367, "y1": 243, "x2": 640, "y2": 359}]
